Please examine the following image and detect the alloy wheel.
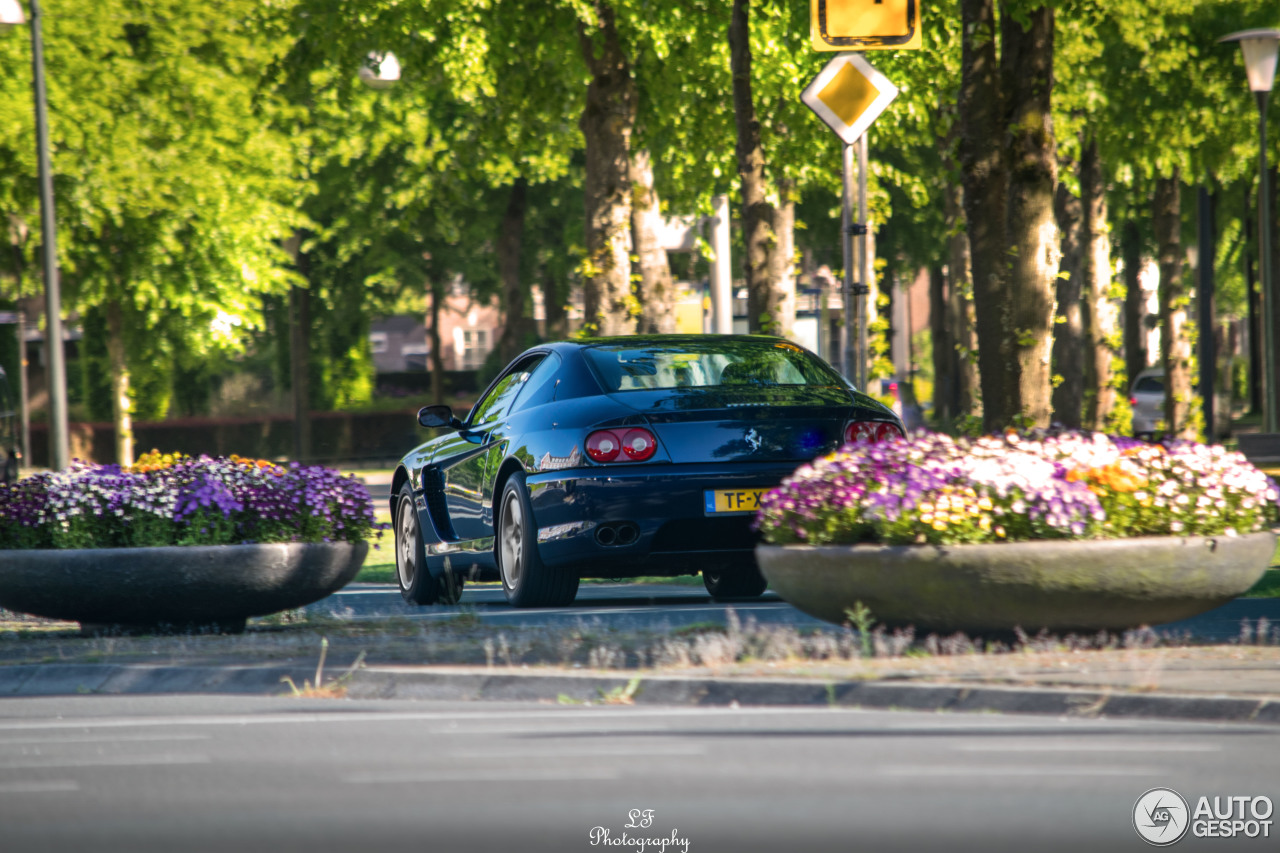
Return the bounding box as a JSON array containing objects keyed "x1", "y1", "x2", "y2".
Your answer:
[
  {"x1": 500, "y1": 491, "x2": 523, "y2": 589},
  {"x1": 397, "y1": 499, "x2": 418, "y2": 590}
]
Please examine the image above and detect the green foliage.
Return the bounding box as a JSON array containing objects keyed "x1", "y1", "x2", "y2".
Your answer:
[{"x1": 0, "y1": 0, "x2": 1273, "y2": 431}]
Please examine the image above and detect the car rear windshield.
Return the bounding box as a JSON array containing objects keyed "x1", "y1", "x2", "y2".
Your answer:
[
  {"x1": 583, "y1": 340, "x2": 843, "y2": 393},
  {"x1": 1134, "y1": 376, "x2": 1164, "y2": 393}
]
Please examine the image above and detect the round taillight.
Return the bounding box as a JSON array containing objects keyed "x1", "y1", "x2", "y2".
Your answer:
[
  {"x1": 845, "y1": 421, "x2": 901, "y2": 445},
  {"x1": 586, "y1": 430, "x2": 621, "y2": 462},
  {"x1": 844, "y1": 421, "x2": 876, "y2": 444},
  {"x1": 621, "y1": 428, "x2": 657, "y2": 461},
  {"x1": 874, "y1": 422, "x2": 902, "y2": 442}
]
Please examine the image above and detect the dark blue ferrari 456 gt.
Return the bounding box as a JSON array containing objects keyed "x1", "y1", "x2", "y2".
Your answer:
[{"x1": 390, "y1": 334, "x2": 905, "y2": 608}]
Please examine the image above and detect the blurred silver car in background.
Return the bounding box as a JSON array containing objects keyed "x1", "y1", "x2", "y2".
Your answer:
[{"x1": 1129, "y1": 367, "x2": 1164, "y2": 439}]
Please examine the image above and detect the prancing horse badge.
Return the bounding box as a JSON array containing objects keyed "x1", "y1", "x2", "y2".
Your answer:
[{"x1": 745, "y1": 428, "x2": 762, "y2": 451}]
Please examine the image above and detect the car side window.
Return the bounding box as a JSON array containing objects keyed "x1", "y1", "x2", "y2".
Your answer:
[
  {"x1": 509, "y1": 353, "x2": 562, "y2": 414},
  {"x1": 469, "y1": 356, "x2": 546, "y2": 427},
  {"x1": 1134, "y1": 377, "x2": 1164, "y2": 393}
]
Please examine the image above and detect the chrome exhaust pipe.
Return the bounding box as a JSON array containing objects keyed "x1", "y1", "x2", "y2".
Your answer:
[
  {"x1": 595, "y1": 525, "x2": 617, "y2": 546},
  {"x1": 615, "y1": 523, "x2": 639, "y2": 546}
]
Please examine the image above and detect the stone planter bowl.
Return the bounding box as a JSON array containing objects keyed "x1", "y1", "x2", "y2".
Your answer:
[
  {"x1": 756, "y1": 532, "x2": 1276, "y2": 634},
  {"x1": 0, "y1": 541, "x2": 369, "y2": 634}
]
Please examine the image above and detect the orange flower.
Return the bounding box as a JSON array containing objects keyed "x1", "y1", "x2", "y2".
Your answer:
[{"x1": 1067, "y1": 463, "x2": 1146, "y2": 494}]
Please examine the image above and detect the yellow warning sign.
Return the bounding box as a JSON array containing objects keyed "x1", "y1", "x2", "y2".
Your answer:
[
  {"x1": 817, "y1": 63, "x2": 881, "y2": 127},
  {"x1": 801, "y1": 53, "x2": 899, "y2": 145},
  {"x1": 811, "y1": 0, "x2": 922, "y2": 51}
]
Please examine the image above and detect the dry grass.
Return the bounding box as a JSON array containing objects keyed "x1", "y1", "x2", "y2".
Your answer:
[{"x1": 2, "y1": 605, "x2": 1279, "y2": 698}]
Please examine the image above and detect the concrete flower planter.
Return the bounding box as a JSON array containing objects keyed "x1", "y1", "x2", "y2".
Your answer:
[
  {"x1": 0, "y1": 541, "x2": 369, "y2": 634},
  {"x1": 756, "y1": 532, "x2": 1276, "y2": 634}
]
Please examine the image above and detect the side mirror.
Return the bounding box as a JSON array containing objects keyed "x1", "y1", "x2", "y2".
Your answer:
[{"x1": 418, "y1": 404, "x2": 462, "y2": 430}]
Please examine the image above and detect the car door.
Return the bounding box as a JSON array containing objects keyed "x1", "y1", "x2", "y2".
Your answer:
[{"x1": 434, "y1": 355, "x2": 545, "y2": 542}]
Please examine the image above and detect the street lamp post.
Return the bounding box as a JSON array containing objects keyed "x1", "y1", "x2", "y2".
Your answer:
[
  {"x1": 1221, "y1": 29, "x2": 1280, "y2": 435},
  {"x1": 1, "y1": 0, "x2": 70, "y2": 470}
]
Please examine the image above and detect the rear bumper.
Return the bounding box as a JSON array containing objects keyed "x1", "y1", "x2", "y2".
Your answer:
[{"x1": 526, "y1": 461, "x2": 798, "y2": 576}]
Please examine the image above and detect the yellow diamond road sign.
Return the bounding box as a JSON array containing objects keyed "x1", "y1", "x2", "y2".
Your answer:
[
  {"x1": 811, "y1": 0, "x2": 922, "y2": 51},
  {"x1": 801, "y1": 53, "x2": 898, "y2": 145}
]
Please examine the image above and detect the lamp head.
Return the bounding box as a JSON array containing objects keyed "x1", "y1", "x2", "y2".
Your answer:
[
  {"x1": 0, "y1": 0, "x2": 26, "y2": 31},
  {"x1": 358, "y1": 51, "x2": 401, "y2": 90},
  {"x1": 1220, "y1": 29, "x2": 1280, "y2": 93}
]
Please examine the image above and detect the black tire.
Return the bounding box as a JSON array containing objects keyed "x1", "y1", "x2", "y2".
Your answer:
[
  {"x1": 497, "y1": 471, "x2": 578, "y2": 607},
  {"x1": 703, "y1": 561, "x2": 768, "y2": 600},
  {"x1": 394, "y1": 483, "x2": 464, "y2": 605}
]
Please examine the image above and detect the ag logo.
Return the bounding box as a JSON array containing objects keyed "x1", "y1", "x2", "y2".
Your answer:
[{"x1": 1134, "y1": 788, "x2": 1190, "y2": 846}]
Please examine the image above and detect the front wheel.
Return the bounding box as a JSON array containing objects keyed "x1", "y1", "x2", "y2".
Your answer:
[
  {"x1": 702, "y1": 562, "x2": 768, "y2": 600},
  {"x1": 395, "y1": 483, "x2": 463, "y2": 605},
  {"x1": 497, "y1": 472, "x2": 578, "y2": 607}
]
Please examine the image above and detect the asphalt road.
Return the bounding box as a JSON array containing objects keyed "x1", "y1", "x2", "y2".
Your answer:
[
  {"x1": 0, "y1": 694, "x2": 1274, "y2": 853},
  {"x1": 306, "y1": 581, "x2": 1280, "y2": 641}
]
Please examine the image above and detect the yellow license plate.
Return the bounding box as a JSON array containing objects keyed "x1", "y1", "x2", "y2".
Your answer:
[{"x1": 704, "y1": 488, "x2": 768, "y2": 515}]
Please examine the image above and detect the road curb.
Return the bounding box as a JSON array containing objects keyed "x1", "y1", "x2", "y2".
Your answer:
[
  {"x1": 2, "y1": 662, "x2": 1278, "y2": 724},
  {"x1": 0, "y1": 663, "x2": 317, "y2": 697}
]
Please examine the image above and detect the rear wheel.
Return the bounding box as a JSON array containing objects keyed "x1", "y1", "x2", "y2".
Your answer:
[
  {"x1": 702, "y1": 561, "x2": 768, "y2": 600},
  {"x1": 498, "y1": 472, "x2": 578, "y2": 607},
  {"x1": 395, "y1": 483, "x2": 464, "y2": 605}
]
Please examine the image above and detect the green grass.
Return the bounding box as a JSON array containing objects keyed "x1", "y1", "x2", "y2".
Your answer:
[
  {"x1": 354, "y1": 554, "x2": 397, "y2": 585},
  {"x1": 1245, "y1": 570, "x2": 1280, "y2": 599},
  {"x1": 581, "y1": 575, "x2": 703, "y2": 586}
]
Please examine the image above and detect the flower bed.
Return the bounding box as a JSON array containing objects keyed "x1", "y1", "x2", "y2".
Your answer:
[
  {"x1": 0, "y1": 451, "x2": 379, "y2": 549},
  {"x1": 756, "y1": 431, "x2": 1279, "y2": 547}
]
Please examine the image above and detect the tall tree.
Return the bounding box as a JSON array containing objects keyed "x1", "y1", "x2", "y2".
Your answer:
[
  {"x1": 729, "y1": 0, "x2": 784, "y2": 335},
  {"x1": 957, "y1": 0, "x2": 1060, "y2": 431},
  {"x1": 1155, "y1": 173, "x2": 1194, "y2": 438},
  {"x1": 1051, "y1": 180, "x2": 1084, "y2": 428},
  {"x1": 578, "y1": 1, "x2": 638, "y2": 337},
  {"x1": 630, "y1": 148, "x2": 677, "y2": 334},
  {"x1": 1079, "y1": 135, "x2": 1118, "y2": 430},
  {"x1": 41, "y1": 0, "x2": 299, "y2": 464}
]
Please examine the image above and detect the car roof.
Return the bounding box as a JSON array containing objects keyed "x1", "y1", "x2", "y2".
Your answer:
[{"x1": 541, "y1": 334, "x2": 792, "y2": 352}]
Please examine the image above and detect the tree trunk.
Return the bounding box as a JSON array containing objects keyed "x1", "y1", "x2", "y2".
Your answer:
[
  {"x1": 542, "y1": 270, "x2": 568, "y2": 341},
  {"x1": 730, "y1": 0, "x2": 783, "y2": 334},
  {"x1": 1001, "y1": 3, "x2": 1059, "y2": 428},
  {"x1": 1155, "y1": 172, "x2": 1193, "y2": 439},
  {"x1": 1051, "y1": 181, "x2": 1083, "y2": 428},
  {"x1": 770, "y1": 178, "x2": 797, "y2": 339},
  {"x1": 578, "y1": 2, "x2": 636, "y2": 338},
  {"x1": 945, "y1": 181, "x2": 980, "y2": 419},
  {"x1": 497, "y1": 178, "x2": 529, "y2": 365},
  {"x1": 630, "y1": 148, "x2": 677, "y2": 334},
  {"x1": 290, "y1": 283, "x2": 311, "y2": 462},
  {"x1": 929, "y1": 266, "x2": 954, "y2": 423},
  {"x1": 1122, "y1": 219, "x2": 1146, "y2": 385},
  {"x1": 428, "y1": 279, "x2": 444, "y2": 406},
  {"x1": 1080, "y1": 135, "x2": 1117, "y2": 430},
  {"x1": 958, "y1": 0, "x2": 1012, "y2": 432},
  {"x1": 105, "y1": 297, "x2": 133, "y2": 468}
]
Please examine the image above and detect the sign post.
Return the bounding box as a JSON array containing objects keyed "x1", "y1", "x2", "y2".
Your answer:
[{"x1": 801, "y1": 53, "x2": 898, "y2": 388}]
